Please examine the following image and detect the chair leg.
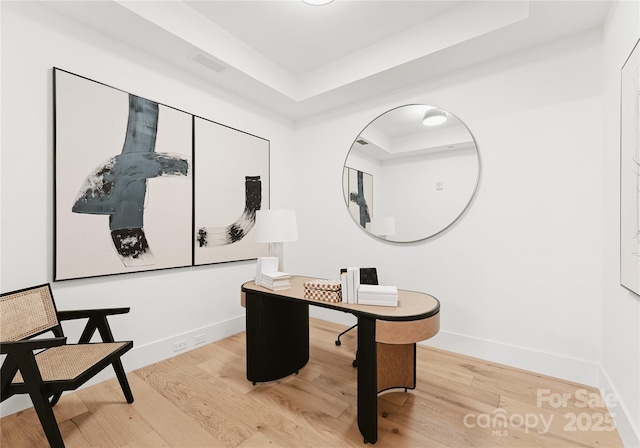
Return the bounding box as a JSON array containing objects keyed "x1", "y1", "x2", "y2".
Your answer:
[
  {"x1": 50, "y1": 392, "x2": 63, "y2": 406},
  {"x1": 335, "y1": 324, "x2": 357, "y2": 346},
  {"x1": 29, "y1": 390, "x2": 65, "y2": 448},
  {"x1": 112, "y1": 360, "x2": 134, "y2": 403}
]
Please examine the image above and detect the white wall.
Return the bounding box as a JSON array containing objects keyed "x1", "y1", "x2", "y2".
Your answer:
[
  {"x1": 601, "y1": 1, "x2": 640, "y2": 445},
  {"x1": 2, "y1": 2, "x2": 639, "y2": 445},
  {"x1": 0, "y1": 1, "x2": 294, "y2": 416}
]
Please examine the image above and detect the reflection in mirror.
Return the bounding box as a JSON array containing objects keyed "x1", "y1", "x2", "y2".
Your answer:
[{"x1": 343, "y1": 105, "x2": 480, "y2": 242}]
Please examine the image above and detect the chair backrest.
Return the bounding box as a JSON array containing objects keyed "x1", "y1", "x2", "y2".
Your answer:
[{"x1": 0, "y1": 284, "x2": 60, "y2": 342}]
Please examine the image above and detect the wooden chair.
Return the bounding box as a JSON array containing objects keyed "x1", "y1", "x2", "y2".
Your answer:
[{"x1": 0, "y1": 283, "x2": 134, "y2": 448}]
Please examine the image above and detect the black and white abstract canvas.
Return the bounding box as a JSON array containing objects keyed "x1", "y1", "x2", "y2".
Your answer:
[
  {"x1": 193, "y1": 117, "x2": 270, "y2": 265},
  {"x1": 344, "y1": 167, "x2": 373, "y2": 230},
  {"x1": 55, "y1": 69, "x2": 193, "y2": 280},
  {"x1": 620, "y1": 39, "x2": 640, "y2": 296},
  {"x1": 55, "y1": 69, "x2": 270, "y2": 280}
]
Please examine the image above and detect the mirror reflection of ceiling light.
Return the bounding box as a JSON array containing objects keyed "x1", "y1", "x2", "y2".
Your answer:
[
  {"x1": 423, "y1": 108, "x2": 448, "y2": 126},
  {"x1": 301, "y1": 0, "x2": 335, "y2": 5}
]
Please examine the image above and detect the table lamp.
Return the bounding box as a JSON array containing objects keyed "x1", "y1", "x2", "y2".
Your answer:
[{"x1": 254, "y1": 209, "x2": 299, "y2": 271}]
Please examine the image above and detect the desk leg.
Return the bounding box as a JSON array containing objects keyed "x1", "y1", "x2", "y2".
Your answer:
[
  {"x1": 245, "y1": 292, "x2": 309, "y2": 383},
  {"x1": 357, "y1": 316, "x2": 378, "y2": 444}
]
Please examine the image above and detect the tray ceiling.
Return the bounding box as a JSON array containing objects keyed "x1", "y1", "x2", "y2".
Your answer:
[{"x1": 39, "y1": 0, "x2": 611, "y2": 122}]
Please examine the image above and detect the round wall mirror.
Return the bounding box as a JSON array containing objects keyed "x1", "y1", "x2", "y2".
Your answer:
[{"x1": 342, "y1": 104, "x2": 480, "y2": 242}]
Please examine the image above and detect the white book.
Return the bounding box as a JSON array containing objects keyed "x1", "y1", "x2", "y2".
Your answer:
[
  {"x1": 261, "y1": 277, "x2": 291, "y2": 286},
  {"x1": 261, "y1": 282, "x2": 291, "y2": 291},
  {"x1": 357, "y1": 292, "x2": 398, "y2": 301},
  {"x1": 358, "y1": 285, "x2": 397, "y2": 296},
  {"x1": 357, "y1": 297, "x2": 398, "y2": 307},
  {"x1": 358, "y1": 285, "x2": 397, "y2": 306},
  {"x1": 261, "y1": 257, "x2": 279, "y2": 273},
  {"x1": 340, "y1": 272, "x2": 348, "y2": 303},
  {"x1": 255, "y1": 258, "x2": 262, "y2": 284},
  {"x1": 347, "y1": 268, "x2": 354, "y2": 303},
  {"x1": 255, "y1": 257, "x2": 279, "y2": 285},
  {"x1": 347, "y1": 267, "x2": 359, "y2": 304},
  {"x1": 354, "y1": 268, "x2": 360, "y2": 304},
  {"x1": 261, "y1": 271, "x2": 291, "y2": 280}
]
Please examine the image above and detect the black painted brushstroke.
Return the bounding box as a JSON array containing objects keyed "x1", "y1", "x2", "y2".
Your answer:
[
  {"x1": 243, "y1": 175, "x2": 262, "y2": 223},
  {"x1": 350, "y1": 170, "x2": 371, "y2": 228},
  {"x1": 110, "y1": 228, "x2": 150, "y2": 259},
  {"x1": 73, "y1": 94, "x2": 189, "y2": 265},
  {"x1": 197, "y1": 228, "x2": 208, "y2": 247},
  {"x1": 227, "y1": 224, "x2": 245, "y2": 243},
  {"x1": 198, "y1": 176, "x2": 262, "y2": 247}
]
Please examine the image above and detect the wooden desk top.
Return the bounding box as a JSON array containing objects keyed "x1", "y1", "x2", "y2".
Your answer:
[{"x1": 242, "y1": 275, "x2": 440, "y2": 322}]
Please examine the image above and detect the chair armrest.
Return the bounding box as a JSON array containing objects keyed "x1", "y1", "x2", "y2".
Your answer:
[
  {"x1": 57, "y1": 308, "x2": 130, "y2": 344},
  {"x1": 0, "y1": 337, "x2": 66, "y2": 355},
  {"x1": 57, "y1": 307, "x2": 130, "y2": 321}
]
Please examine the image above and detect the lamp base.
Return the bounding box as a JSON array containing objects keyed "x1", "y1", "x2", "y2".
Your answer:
[{"x1": 269, "y1": 242, "x2": 284, "y2": 271}]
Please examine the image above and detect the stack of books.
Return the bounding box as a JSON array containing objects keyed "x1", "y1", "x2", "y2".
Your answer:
[
  {"x1": 357, "y1": 284, "x2": 398, "y2": 307},
  {"x1": 340, "y1": 267, "x2": 360, "y2": 303},
  {"x1": 260, "y1": 271, "x2": 291, "y2": 290},
  {"x1": 255, "y1": 257, "x2": 291, "y2": 290}
]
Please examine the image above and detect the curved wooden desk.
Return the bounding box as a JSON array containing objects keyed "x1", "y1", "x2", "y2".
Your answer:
[{"x1": 241, "y1": 275, "x2": 440, "y2": 444}]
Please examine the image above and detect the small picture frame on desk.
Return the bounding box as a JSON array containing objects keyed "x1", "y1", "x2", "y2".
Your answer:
[{"x1": 340, "y1": 267, "x2": 378, "y2": 285}]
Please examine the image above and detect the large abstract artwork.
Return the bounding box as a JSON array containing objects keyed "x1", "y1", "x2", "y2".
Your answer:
[
  {"x1": 620, "y1": 39, "x2": 640, "y2": 296},
  {"x1": 344, "y1": 167, "x2": 373, "y2": 230},
  {"x1": 54, "y1": 69, "x2": 269, "y2": 280},
  {"x1": 194, "y1": 117, "x2": 270, "y2": 265}
]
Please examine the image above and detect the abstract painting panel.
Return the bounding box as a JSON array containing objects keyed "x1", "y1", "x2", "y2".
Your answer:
[
  {"x1": 621, "y1": 40, "x2": 640, "y2": 295},
  {"x1": 193, "y1": 117, "x2": 270, "y2": 265},
  {"x1": 55, "y1": 69, "x2": 191, "y2": 280}
]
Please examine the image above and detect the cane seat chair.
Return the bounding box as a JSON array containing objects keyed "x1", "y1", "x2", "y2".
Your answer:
[{"x1": 0, "y1": 283, "x2": 134, "y2": 448}]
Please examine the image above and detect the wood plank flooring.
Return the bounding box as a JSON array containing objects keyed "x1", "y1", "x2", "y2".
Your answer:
[{"x1": 0, "y1": 318, "x2": 623, "y2": 447}]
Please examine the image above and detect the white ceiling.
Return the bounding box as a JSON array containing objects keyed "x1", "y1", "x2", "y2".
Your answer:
[
  {"x1": 39, "y1": 0, "x2": 612, "y2": 123},
  {"x1": 185, "y1": 1, "x2": 469, "y2": 76}
]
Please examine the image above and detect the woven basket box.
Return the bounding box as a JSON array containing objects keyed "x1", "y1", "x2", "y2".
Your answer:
[{"x1": 303, "y1": 279, "x2": 342, "y2": 303}]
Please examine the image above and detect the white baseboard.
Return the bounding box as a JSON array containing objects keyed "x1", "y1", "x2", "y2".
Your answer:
[
  {"x1": 423, "y1": 329, "x2": 601, "y2": 385},
  {"x1": 599, "y1": 366, "x2": 640, "y2": 448},
  {"x1": 0, "y1": 315, "x2": 246, "y2": 418},
  {"x1": 311, "y1": 309, "x2": 603, "y2": 386},
  {"x1": 123, "y1": 314, "x2": 246, "y2": 372}
]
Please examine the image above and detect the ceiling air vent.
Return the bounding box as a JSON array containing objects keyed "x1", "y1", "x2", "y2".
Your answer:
[
  {"x1": 356, "y1": 139, "x2": 368, "y2": 145},
  {"x1": 192, "y1": 53, "x2": 227, "y2": 74}
]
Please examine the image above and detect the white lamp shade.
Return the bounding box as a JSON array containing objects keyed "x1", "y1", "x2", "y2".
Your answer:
[
  {"x1": 370, "y1": 216, "x2": 396, "y2": 236},
  {"x1": 254, "y1": 209, "x2": 299, "y2": 242}
]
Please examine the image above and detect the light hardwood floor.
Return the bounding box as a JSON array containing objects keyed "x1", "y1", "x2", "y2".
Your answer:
[{"x1": 1, "y1": 318, "x2": 623, "y2": 447}]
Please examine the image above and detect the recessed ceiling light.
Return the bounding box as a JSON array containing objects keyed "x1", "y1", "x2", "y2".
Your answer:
[{"x1": 301, "y1": 0, "x2": 335, "y2": 5}]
